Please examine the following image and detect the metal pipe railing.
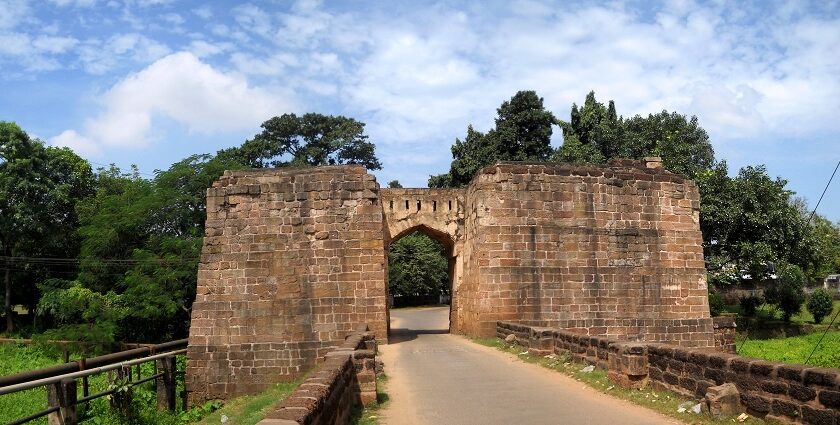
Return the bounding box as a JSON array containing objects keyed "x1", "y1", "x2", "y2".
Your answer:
[
  {"x1": 0, "y1": 338, "x2": 187, "y2": 388},
  {"x1": 0, "y1": 348, "x2": 186, "y2": 395}
]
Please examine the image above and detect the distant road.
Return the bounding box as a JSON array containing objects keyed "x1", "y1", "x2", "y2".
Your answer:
[{"x1": 379, "y1": 306, "x2": 675, "y2": 425}]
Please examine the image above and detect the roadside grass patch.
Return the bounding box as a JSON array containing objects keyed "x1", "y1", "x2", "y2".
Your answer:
[
  {"x1": 194, "y1": 381, "x2": 299, "y2": 425},
  {"x1": 736, "y1": 331, "x2": 840, "y2": 368},
  {"x1": 472, "y1": 338, "x2": 768, "y2": 425}
]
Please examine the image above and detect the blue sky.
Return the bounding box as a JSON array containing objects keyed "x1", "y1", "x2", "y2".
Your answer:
[{"x1": 1, "y1": 0, "x2": 839, "y2": 220}]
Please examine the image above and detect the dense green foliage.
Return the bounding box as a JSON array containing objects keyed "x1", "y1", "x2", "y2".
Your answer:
[
  {"x1": 218, "y1": 113, "x2": 381, "y2": 170},
  {"x1": 388, "y1": 232, "x2": 449, "y2": 297},
  {"x1": 554, "y1": 91, "x2": 715, "y2": 179},
  {"x1": 708, "y1": 291, "x2": 724, "y2": 317},
  {"x1": 764, "y1": 263, "x2": 807, "y2": 322},
  {"x1": 0, "y1": 114, "x2": 381, "y2": 345},
  {"x1": 429, "y1": 91, "x2": 555, "y2": 187},
  {"x1": 739, "y1": 295, "x2": 763, "y2": 317},
  {"x1": 0, "y1": 122, "x2": 95, "y2": 333},
  {"x1": 807, "y1": 288, "x2": 835, "y2": 324}
]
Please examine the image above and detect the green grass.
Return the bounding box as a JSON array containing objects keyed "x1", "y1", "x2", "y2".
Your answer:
[
  {"x1": 193, "y1": 381, "x2": 299, "y2": 425},
  {"x1": 472, "y1": 338, "x2": 768, "y2": 425},
  {"x1": 0, "y1": 342, "x2": 69, "y2": 425},
  {"x1": 737, "y1": 331, "x2": 840, "y2": 368},
  {"x1": 0, "y1": 343, "x2": 217, "y2": 425}
]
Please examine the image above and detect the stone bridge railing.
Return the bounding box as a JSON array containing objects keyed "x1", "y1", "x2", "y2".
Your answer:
[
  {"x1": 258, "y1": 324, "x2": 378, "y2": 425},
  {"x1": 497, "y1": 322, "x2": 840, "y2": 424}
]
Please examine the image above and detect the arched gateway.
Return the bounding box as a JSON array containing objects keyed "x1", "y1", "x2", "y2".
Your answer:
[{"x1": 185, "y1": 160, "x2": 714, "y2": 404}]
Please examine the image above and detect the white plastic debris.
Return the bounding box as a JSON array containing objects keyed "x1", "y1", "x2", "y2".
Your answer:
[
  {"x1": 221, "y1": 414, "x2": 229, "y2": 424},
  {"x1": 580, "y1": 365, "x2": 595, "y2": 373},
  {"x1": 677, "y1": 401, "x2": 694, "y2": 413},
  {"x1": 691, "y1": 403, "x2": 702, "y2": 414}
]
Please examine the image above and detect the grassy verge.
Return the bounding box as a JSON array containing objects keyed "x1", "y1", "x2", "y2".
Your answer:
[
  {"x1": 350, "y1": 374, "x2": 389, "y2": 425},
  {"x1": 472, "y1": 338, "x2": 768, "y2": 425},
  {"x1": 193, "y1": 381, "x2": 299, "y2": 425},
  {"x1": 0, "y1": 342, "x2": 292, "y2": 425},
  {"x1": 737, "y1": 331, "x2": 840, "y2": 368}
]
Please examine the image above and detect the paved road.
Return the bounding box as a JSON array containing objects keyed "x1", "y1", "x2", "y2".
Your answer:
[{"x1": 379, "y1": 307, "x2": 675, "y2": 425}]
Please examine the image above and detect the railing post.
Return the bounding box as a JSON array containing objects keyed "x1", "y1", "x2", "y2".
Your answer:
[
  {"x1": 156, "y1": 355, "x2": 176, "y2": 411},
  {"x1": 47, "y1": 378, "x2": 77, "y2": 425}
]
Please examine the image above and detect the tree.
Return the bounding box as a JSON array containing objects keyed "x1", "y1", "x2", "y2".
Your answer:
[
  {"x1": 0, "y1": 122, "x2": 94, "y2": 334},
  {"x1": 388, "y1": 232, "x2": 449, "y2": 297},
  {"x1": 62, "y1": 156, "x2": 227, "y2": 342},
  {"x1": 697, "y1": 164, "x2": 812, "y2": 285},
  {"x1": 430, "y1": 91, "x2": 555, "y2": 187},
  {"x1": 765, "y1": 262, "x2": 806, "y2": 322},
  {"x1": 554, "y1": 91, "x2": 714, "y2": 179},
  {"x1": 218, "y1": 113, "x2": 381, "y2": 170},
  {"x1": 387, "y1": 180, "x2": 403, "y2": 188},
  {"x1": 807, "y1": 288, "x2": 834, "y2": 324}
]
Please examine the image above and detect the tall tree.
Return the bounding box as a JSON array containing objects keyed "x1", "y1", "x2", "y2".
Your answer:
[
  {"x1": 697, "y1": 163, "x2": 813, "y2": 285},
  {"x1": 218, "y1": 113, "x2": 382, "y2": 170},
  {"x1": 430, "y1": 91, "x2": 556, "y2": 187},
  {"x1": 555, "y1": 91, "x2": 713, "y2": 179},
  {"x1": 0, "y1": 122, "x2": 94, "y2": 333}
]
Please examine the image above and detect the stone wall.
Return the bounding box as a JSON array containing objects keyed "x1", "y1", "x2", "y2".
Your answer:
[
  {"x1": 186, "y1": 166, "x2": 388, "y2": 405},
  {"x1": 498, "y1": 322, "x2": 840, "y2": 424},
  {"x1": 462, "y1": 160, "x2": 713, "y2": 346},
  {"x1": 713, "y1": 316, "x2": 737, "y2": 353},
  {"x1": 187, "y1": 159, "x2": 714, "y2": 404},
  {"x1": 259, "y1": 325, "x2": 378, "y2": 425}
]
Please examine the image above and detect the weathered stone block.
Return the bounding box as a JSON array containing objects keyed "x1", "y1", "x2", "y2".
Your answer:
[{"x1": 704, "y1": 383, "x2": 742, "y2": 418}]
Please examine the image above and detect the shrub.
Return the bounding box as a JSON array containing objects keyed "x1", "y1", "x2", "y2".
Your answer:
[
  {"x1": 708, "y1": 291, "x2": 724, "y2": 317},
  {"x1": 764, "y1": 263, "x2": 806, "y2": 322},
  {"x1": 807, "y1": 288, "x2": 834, "y2": 324},
  {"x1": 739, "y1": 295, "x2": 763, "y2": 317}
]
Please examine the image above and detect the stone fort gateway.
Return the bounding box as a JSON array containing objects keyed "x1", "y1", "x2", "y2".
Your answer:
[{"x1": 185, "y1": 158, "x2": 713, "y2": 404}]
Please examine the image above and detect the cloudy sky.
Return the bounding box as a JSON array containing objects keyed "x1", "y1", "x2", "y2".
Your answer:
[{"x1": 1, "y1": 0, "x2": 839, "y2": 219}]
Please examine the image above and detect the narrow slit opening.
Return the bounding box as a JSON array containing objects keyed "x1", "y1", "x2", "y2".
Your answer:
[
  {"x1": 417, "y1": 200, "x2": 421, "y2": 210},
  {"x1": 448, "y1": 200, "x2": 452, "y2": 210},
  {"x1": 389, "y1": 200, "x2": 393, "y2": 210},
  {"x1": 433, "y1": 200, "x2": 437, "y2": 211},
  {"x1": 405, "y1": 200, "x2": 409, "y2": 210}
]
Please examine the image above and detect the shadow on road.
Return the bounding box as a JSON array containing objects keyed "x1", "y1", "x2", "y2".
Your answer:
[{"x1": 388, "y1": 328, "x2": 449, "y2": 344}]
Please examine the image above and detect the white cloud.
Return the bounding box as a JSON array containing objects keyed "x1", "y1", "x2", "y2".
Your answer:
[
  {"x1": 0, "y1": 33, "x2": 78, "y2": 71},
  {"x1": 49, "y1": 130, "x2": 102, "y2": 157},
  {"x1": 161, "y1": 12, "x2": 184, "y2": 26},
  {"x1": 0, "y1": 0, "x2": 29, "y2": 30},
  {"x1": 62, "y1": 52, "x2": 295, "y2": 150},
  {"x1": 32, "y1": 35, "x2": 78, "y2": 53},
  {"x1": 187, "y1": 39, "x2": 231, "y2": 58},
  {"x1": 192, "y1": 6, "x2": 212, "y2": 20},
  {"x1": 78, "y1": 33, "x2": 170, "y2": 74}
]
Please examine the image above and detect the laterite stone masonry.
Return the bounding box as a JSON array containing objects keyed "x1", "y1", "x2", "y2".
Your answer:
[{"x1": 186, "y1": 159, "x2": 714, "y2": 405}]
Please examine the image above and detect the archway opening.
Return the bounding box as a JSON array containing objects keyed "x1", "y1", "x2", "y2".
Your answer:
[{"x1": 386, "y1": 225, "x2": 454, "y2": 342}]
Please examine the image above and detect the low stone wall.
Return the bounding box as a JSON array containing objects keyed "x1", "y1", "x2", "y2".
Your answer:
[
  {"x1": 497, "y1": 322, "x2": 840, "y2": 424},
  {"x1": 259, "y1": 325, "x2": 378, "y2": 425},
  {"x1": 713, "y1": 316, "x2": 737, "y2": 353}
]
